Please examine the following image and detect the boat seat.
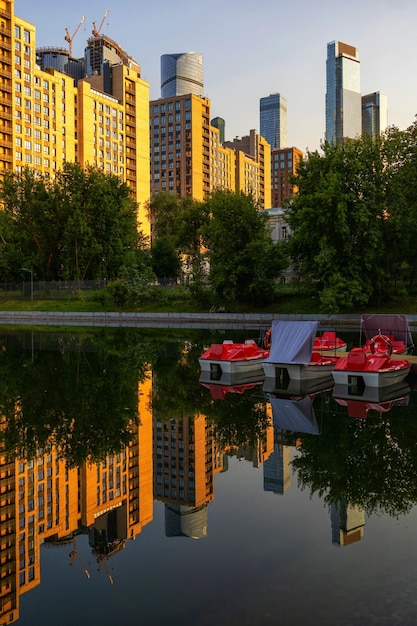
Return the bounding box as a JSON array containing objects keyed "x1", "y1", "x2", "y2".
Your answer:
[
  {"x1": 321, "y1": 331, "x2": 336, "y2": 342},
  {"x1": 223, "y1": 340, "x2": 234, "y2": 344},
  {"x1": 210, "y1": 344, "x2": 224, "y2": 357},
  {"x1": 346, "y1": 349, "x2": 367, "y2": 370}
]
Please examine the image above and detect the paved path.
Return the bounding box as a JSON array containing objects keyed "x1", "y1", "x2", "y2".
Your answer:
[{"x1": 1, "y1": 310, "x2": 416, "y2": 330}]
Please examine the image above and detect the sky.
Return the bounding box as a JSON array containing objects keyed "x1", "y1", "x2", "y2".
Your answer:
[{"x1": 15, "y1": 0, "x2": 417, "y2": 154}]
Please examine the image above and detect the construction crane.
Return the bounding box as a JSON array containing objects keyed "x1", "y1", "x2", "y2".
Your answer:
[
  {"x1": 97, "y1": 555, "x2": 114, "y2": 585},
  {"x1": 65, "y1": 16, "x2": 86, "y2": 57},
  {"x1": 92, "y1": 10, "x2": 109, "y2": 37},
  {"x1": 69, "y1": 537, "x2": 91, "y2": 579}
]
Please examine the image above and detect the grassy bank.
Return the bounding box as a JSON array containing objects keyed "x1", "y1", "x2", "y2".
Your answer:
[{"x1": 1, "y1": 286, "x2": 417, "y2": 316}]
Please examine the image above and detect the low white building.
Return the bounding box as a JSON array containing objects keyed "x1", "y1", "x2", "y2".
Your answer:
[{"x1": 262, "y1": 207, "x2": 298, "y2": 282}]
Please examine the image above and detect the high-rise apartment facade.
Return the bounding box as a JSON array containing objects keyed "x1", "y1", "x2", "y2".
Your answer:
[
  {"x1": 260, "y1": 93, "x2": 287, "y2": 149},
  {"x1": 150, "y1": 93, "x2": 211, "y2": 200},
  {"x1": 326, "y1": 41, "x2": 361, "y2": 144},
  {"x1": 161, "y1": 52, "x2": 204, "y2": 98},
  {"x1": 271, "y1": 147, "x2": 303, "y2": 208},
  {"x1": 224, "y1": 130, "x2": 271, "y2": 208},
  {"x1": 0, "y1": 2, "x2": 151, "y2": 236},
  {"x1": 362, "y1": 92, "x2": 388, "y2": 138}
]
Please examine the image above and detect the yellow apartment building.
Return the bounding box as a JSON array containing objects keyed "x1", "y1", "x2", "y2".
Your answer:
[
  {"x1": 0, "y1": 1, "x2": 150, "y2": 237},
  {"x1": 209, "y1": 124, "x2": 235, "y2": 192},
  {"x1": 150, "y1": 95, "x2": 271, "y2": 209},
  {"x1": 224, "y1": 129, "x2": 272, "y2": 209},
  {"x1": 150, "y1": 93, "x2": 211, "y2": 200}
]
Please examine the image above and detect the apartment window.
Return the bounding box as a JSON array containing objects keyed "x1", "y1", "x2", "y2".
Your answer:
[
  {"x1": 23, "y1": 30, "x2": 30, "y2": 43},
  {"x1": 15, "y1": 25, "x2": 21, "y2": 38}
]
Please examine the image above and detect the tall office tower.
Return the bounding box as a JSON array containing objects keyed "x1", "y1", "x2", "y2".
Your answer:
[
  {"x1": 211, "y1": 116, "x2": 225, "y2": 144},
  {"x1": 326, "y1": 41, "x2": 361, "y2": 144},
  {"x1": 161, "y1": 52, "x2": 204, "y2": 98},
  {"x1": 362, "y1": 92, "x2": 388, "y2": 138},
  {"x1": 271, "y1": 147, "x2": 303, "y2": 208},
  {"x1": 260, "y1": 93, "x2": 287, "y2": 149}
]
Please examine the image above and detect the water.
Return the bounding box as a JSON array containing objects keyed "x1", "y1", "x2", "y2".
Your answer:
[{"x1": 1, "y1": 327, "x2": 417, "y2": 626}]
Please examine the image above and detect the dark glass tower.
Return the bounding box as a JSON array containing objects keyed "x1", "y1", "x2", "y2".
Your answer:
[{"x1": 260, "y1": 93, "x2": 287, "y2": 149}]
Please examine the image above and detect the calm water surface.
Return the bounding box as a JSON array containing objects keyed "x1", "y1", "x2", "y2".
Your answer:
[{"x1": 1, "y1": 327, "x2": 417, "y2": 626}]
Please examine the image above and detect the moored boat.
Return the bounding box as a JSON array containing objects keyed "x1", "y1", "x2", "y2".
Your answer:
[
  {"x1": 313, "y1": 331, "x2": 347, "y2": 354},
  {"x1": 262, "y1": 320, "x2": 339, "y2": 383},
  {"x1": 332, "y1": 345, "x2": 411, "y2": 389},
  {"x1": 360, "y1": 313, "x2": 414, "y2": 355},
  {"x1": 199, "y1": 339, "x2": 269, "y2": 379}
]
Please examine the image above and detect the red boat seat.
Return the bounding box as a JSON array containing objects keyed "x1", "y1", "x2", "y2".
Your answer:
[
  {"x1": 210, "y1": 344, "x2": 223, "y2": 357},
  {"x1": 346, "y1": 349, "x2": 367, "y2": 370}
]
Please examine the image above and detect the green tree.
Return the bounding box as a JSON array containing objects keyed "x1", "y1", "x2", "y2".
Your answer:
[
  {"x1": 148, "y1": 192, "x2": 208, "y2": 284},
  {"x1": 286, "y1": 136, "x2": 389, "y2": 312},
  {"x1": 0, "y1": 163, "x2": 146, "y2": 281},
  {"x1": 151, "y1": 236, "x2": 181, "y2": 282},
  {"x1": 202, "y1": 190, "x2": 288, "y2": 305},
  {"x1": 383, "y1": 119, "x2": 417, "y2": 295}
]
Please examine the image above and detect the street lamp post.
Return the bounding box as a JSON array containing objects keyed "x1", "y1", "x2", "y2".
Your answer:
[{"x1": 22, "y1": 268, "x2": 33, "y2": 309}]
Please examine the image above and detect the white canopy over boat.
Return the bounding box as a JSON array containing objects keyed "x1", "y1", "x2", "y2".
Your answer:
[
  {"x1": 265, "y1": 320, "x2": 319, "y2": 365},
  {"x1": 360, "y1": 314, "x2": 414, "y2": 351},
  {"x1": 270, "y1": 396, "x2": 320, "y2": 435}
]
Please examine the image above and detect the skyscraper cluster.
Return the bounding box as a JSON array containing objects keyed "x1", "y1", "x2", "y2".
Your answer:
[
  {"x1": 0, "y1": 0, "x2": 391, "y2": 234},
  {"x1": 325, "y1": 40, "x2": 387, "y2": 144}
]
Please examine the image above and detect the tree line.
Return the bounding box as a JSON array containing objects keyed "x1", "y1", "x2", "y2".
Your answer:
[
  {"x1": 286, "y1": 118, "x2": 417, "y2": 312},
  {"x1": 1, "y1": 118, "x2": 417, "y2": 311}
]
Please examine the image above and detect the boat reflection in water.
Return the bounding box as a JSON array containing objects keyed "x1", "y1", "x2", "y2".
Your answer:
[
  {"x1": 268, "y1": 394, "x2": 321, "y2": 435},
  {"x1": 199, "y1": 370, "x2": 264, "y2": 399},
  {"x1": 332, "y1": 382, "x2": 411, "y2": 419}
]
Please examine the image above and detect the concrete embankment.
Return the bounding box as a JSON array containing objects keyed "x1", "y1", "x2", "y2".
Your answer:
[{"x1": 1, "y1": 310, "x2": 416, "y2": 331}]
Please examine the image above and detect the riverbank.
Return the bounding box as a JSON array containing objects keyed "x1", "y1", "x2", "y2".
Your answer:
[{"x1": 1, "y1": 310, "x2": 417, "y2": 330}]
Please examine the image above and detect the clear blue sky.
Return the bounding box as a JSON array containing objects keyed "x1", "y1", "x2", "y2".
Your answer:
[{"x1": 16, "y1": 0, "x2": 417, "y2": 154}]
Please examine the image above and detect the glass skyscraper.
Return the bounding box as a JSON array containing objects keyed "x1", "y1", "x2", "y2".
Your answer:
[
  {"x1": 260, "y1": 93, "x2": 287, "y2": 149},
  {"x1": 326, "y1": 41, "x2": 361, "y2": 144},
  {"x1": 161, "y1": 52, "x2": 204, "y2": 98},
  {"x1": 362, "y1": 92, "x2": 388, "y2": 138}
]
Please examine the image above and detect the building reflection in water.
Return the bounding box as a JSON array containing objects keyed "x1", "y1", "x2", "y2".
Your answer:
[
  {"x1": 1, "y1": 353, "x2": 406, "y2": 623},
  {"x1": 0, "y1": 371, "x2": 154, "y2": 624}
]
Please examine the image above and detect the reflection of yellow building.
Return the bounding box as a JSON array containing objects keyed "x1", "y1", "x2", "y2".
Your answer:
[
  {"x1": 0, "y1": 1, "x2": 150, "y2": 236},
  {"x1": 154, "y1": 412, "x2": 227, "y2": 538},
  {"x1": 0, "y1": 373, "x2": 153, "y2": 625}
]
